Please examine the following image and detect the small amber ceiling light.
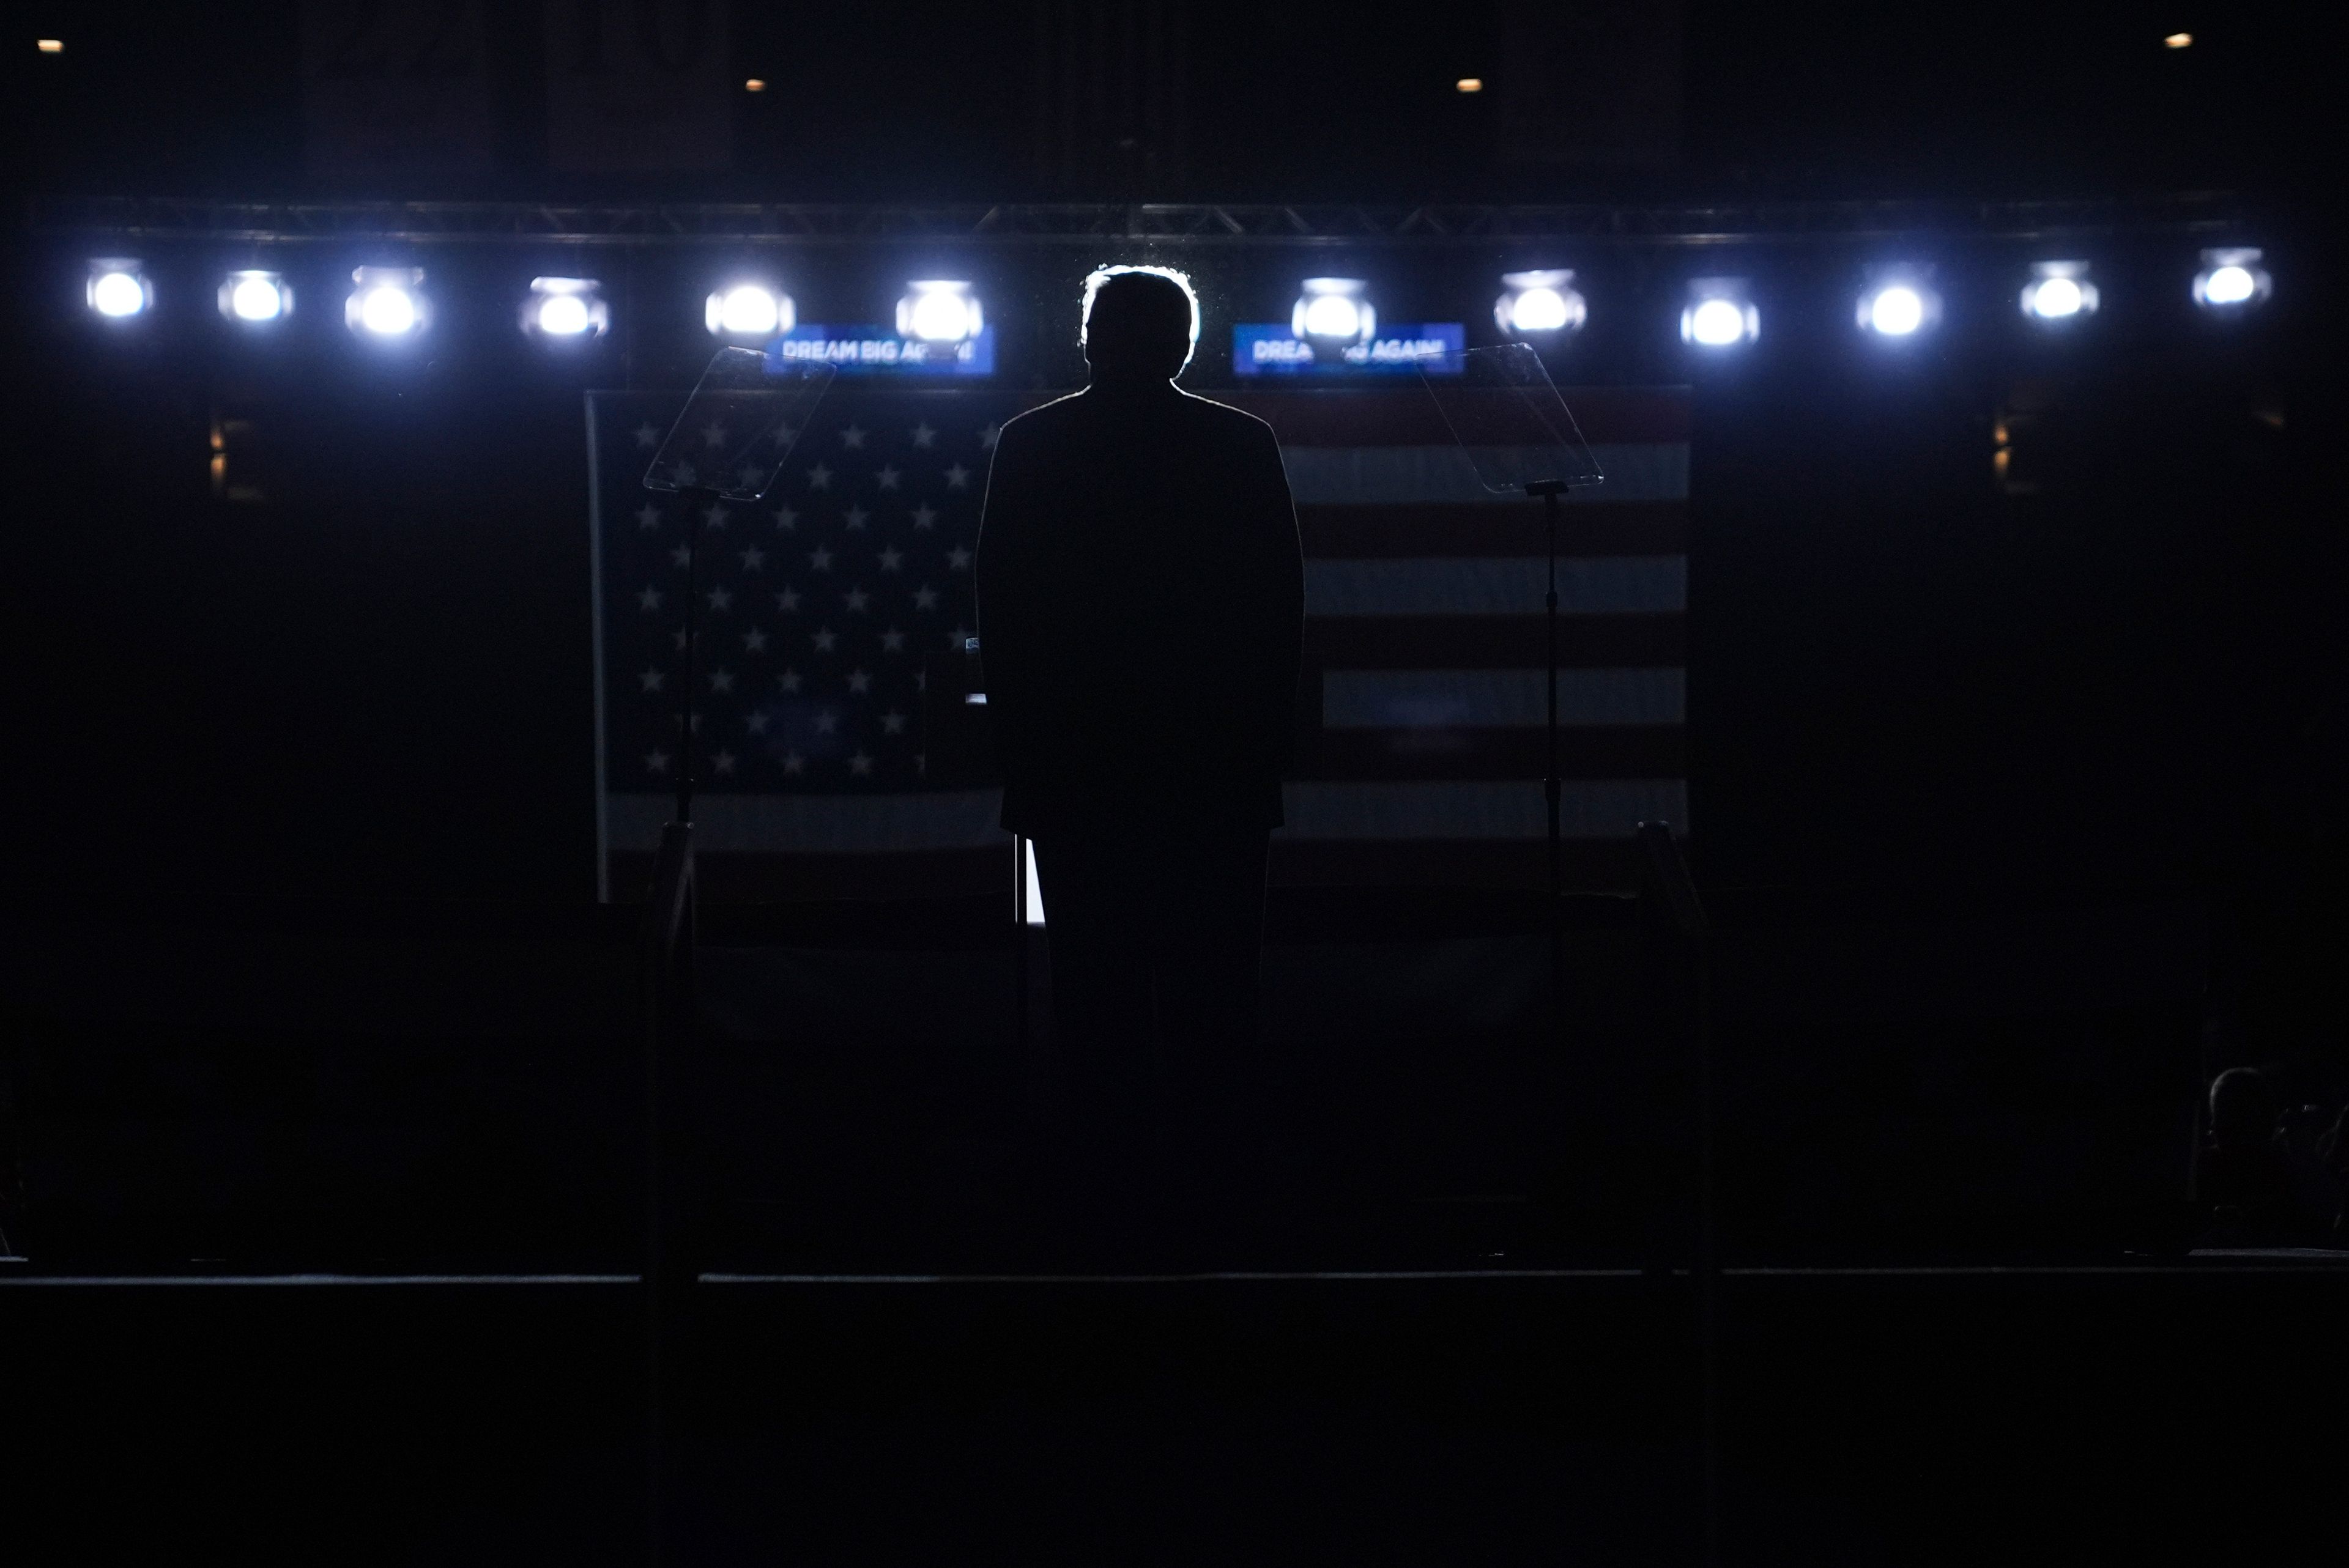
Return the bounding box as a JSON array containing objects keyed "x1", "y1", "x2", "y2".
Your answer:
[
  {"x1": 1455, "y1": 77, "x2": 1483, "y2": 93},
  {"x1": 2164, "y1": 32, "x2": 2192, "y2": 48},
  {"x1": 744, "y1": 78, "x2": 766, "y2": 92},
  {"x1": 37, "y1": 38, "x2": 64, "y2": 51}
]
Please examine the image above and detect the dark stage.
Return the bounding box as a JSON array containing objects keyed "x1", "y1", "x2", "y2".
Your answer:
[
  {"x1": 7, "y1": 1265, "x2": 2345, "y2": 1562},
  {"x1": 3, "y1": 4, "x2": 2345, "y2": 1562}
]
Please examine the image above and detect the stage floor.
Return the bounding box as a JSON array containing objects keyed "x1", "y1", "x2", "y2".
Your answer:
[{"x1": 5, "y1": 1261, "x2": 2342, "y2": 1563}]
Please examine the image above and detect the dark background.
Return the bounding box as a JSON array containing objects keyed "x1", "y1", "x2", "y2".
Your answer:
[
  {"x1": 4, "y1": 19, "x2": 2345, "y2": 1551},
  {"x1": 1, "y1": 2, "x2": 2341, "y2": 1057},
  {"x1": 2, "y1": 3, "x2": 2337, "y2": 201}
]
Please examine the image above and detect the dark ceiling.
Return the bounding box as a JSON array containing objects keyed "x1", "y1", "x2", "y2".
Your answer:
[{"x1": 1, "y1": 2, "x2": 2331, "y2": 205}]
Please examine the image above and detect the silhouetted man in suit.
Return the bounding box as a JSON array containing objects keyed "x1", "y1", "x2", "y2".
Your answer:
[{"x1": 977, "y1": 267, "x2": 1304, "y2": 1256}]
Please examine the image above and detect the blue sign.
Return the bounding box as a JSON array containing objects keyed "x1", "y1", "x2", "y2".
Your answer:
[
  {"x1": 768, "y1": 325, "x2": 996, "y2": 377},
  {"x1": 1231, "y1": 322, "x2": 1464, "y2": 377}
]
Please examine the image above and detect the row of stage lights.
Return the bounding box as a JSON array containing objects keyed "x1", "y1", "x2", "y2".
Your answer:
[
  {"x1": 1493, "y1": 253, "x2": 2271, "y2": 345},
  {"x1": 1277, "y1": 255, "x2": 2272, "y2": 346},
  {"x1": 84, "y1": 251, "x2": 2276, "y2": 350},
  {"x1": 84, "y1": 262, "x2": 994, "y2": 346}
]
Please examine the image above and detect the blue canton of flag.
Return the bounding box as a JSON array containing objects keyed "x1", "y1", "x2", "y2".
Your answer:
[{"x1": 592, "y1": 391, "x2": 1039, "y2": 802}]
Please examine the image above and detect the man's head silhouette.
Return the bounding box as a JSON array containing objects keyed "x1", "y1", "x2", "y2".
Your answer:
[{"x1": 1081, "y1": 266, "x2": 1199, "y2": 387}]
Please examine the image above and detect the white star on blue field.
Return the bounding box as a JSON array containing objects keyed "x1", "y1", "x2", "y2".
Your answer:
[{"x1": 601, "y1": 393, "x2": 1038, "y2": 790}]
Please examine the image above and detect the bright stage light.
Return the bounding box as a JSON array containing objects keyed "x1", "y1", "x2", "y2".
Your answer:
[
  {"x1": 1688, "y1": 299, "x2": 1745, "y2": 344},
  {"x1": 2193, "y1": 248, "x2": 2269, "y2": 311},
  {"x1": 1494, "y1": 270, "x2": 1585, "y2": 336},
  {"x1": 539, "y1": 294, "x2": 588, "y2": 334},
  {"x1": 2027, "y1": 277, "x2": 2082, "y2": 317},
  {"x1": 346, "y1": 267, "x2": 429, "y2": 338},
  {"x1": 1867, "y1": 286, "x2": 1922, "y2": 335},
  {"x1": 2203, "y1": 267, "x2": 2253, "y2": 304},
  {"x1": 87, "y1": 259, "x2": 151, "y2": 320},
  {"x1": 2020, "y1": 261, "x2": 2096, "y2": 323},
  {"x1": 1510, "y1": 289, "x2": 1571, "y2": 331},
  {"x1": 219, "y1": 270, "x2": 289, "y2": 324},
  {"x1": 1858, "y1": 270, "x2": 1939, "y2": 338},
  {"x1": 522, "y1": 276, "x2": 609, "y2": 339},
  {"x1": 1680, "y1": 279, "x2": 1758, "y2": 347},
  {"x1": 706, "y1": 283, "x2": 791, "y2": 338},
  {"x1": 1302, "y1": 294, "x2": 1360, "y2": 337},
  {"x1": 1455, "y1": 77, "x2": 1483, "y2": 92},
  {"x1": 898, "y1": 280, "x2": 983, "y2": 343},
  {"x1": 2205, "y1": 267, "x2": 2255, "y2": 303},
  {"x1": 360, "y1": 288, "x2": 414, "y2": 333},
  {"x1": 38, "y1": 38, "x2": 64, "y2": 53},
  {"x1": 1292, "y1": 277, "x2": 1374, "y2": 344},
  {"x1": 91, "y1": 273, "x2": 145, "y2": 316},
  {"x1": 2164, "y1": 32, "x2": 2192, "y2": 48}
]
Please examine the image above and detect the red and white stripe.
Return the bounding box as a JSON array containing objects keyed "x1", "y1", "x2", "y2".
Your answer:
[{"x1": 1226, "y1": 387, "x2": 1690, "y2": 889}]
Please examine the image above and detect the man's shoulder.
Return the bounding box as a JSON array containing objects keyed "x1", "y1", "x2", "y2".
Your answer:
[
  {"x1": 1174, "y1": 390, "x2": 1277, "y2": 442},
  {"x1": 997, "y1": 391, "x2": 1088, "y2": 444},
  {"x1": 1000, "y1": 388, "x2": 1275, "y2": 445}
]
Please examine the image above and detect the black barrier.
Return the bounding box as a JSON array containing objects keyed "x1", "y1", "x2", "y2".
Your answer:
[
  {"x1": 1637, "y1": 820, "x2": 1718, "y2": 1568},
  {"x1": 642, "y1": 820, "x2": 696, "y2": 1568}
]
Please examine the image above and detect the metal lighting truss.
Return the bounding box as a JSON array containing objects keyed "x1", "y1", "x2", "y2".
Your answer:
[{"x1": 30, "y1": 194, "x2": 2267, "y2": 249}]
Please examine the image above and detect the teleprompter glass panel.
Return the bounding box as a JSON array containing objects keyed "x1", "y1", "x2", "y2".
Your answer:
[
  {"x1": 644, "y1": 347, "x2": 837, "y2": 500},
  {"x1": 1419, "y1": 342, "x2": 1604, "y2": 495}
]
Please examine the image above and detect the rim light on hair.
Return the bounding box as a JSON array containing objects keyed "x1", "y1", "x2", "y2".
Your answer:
[{"x1": 1080, "y1": 264, "x2": 1201, "y2": 370}]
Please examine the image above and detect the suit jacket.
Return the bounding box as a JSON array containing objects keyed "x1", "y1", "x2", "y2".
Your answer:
[{"x1": 976, "y1": 383, "x2": 1305, "y2": 835}]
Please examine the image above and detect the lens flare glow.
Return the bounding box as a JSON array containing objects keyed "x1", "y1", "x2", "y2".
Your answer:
[
  {"x1": 2194, "y1": 250, "x2": 2269, "y2": 311},
  {"x1": 908, "y1": 289, "x2": 977, "y2": 342},
  {"x1": 1301, "y1": 294, "x2": 1364, "y2": 339},
  {"x1": 1495, "y1": 270, "x2": 1581, "y2": 337},
  {"x1": 1688, "y1": 297, "x2": 1748, "y2": 346},
  {"x1": 346, "y1": 268, "x2": 429, "y2": 338},
  {"x1": 2202, "y1": 265, "x2": 2255, "y2": 305},
  {"x1": 358, "y1": 286, "x2": 417, "y2": 335},
  {"x1": 91, "y1": 270, "x2": 146, "y2": 318},
  {"x1": 536, "y1": 293, "x2": 591, "y2": 335},
  {"x1": 716, "y1": 286, "x2": 781, "y2": 336},
  {"x1": 1866, "y1": 286, "x2": 1925, "y2": 336},
  {"x1": 1508, "y1": 287, "x2": 1571, "y2": 333},
  {"x1": 898, "y1": 282, "x2": 982, "y2": 343},
  {"x1": 228, "y1": 274, "x2": 284, "y2": 322},
  {"x1": 1680, "y1": 279, "x2": 1758, "y2": 349},
  {"x1": 525, "y1": 278, "x2": 606, "y2": 339},
  {"x1": 2028, "y1": 276, "x2": 2083, "y2": 319},
  {"x1": 2018, "y1": 263, "x2": 2096, "y2": 324},
  {"x1": 1294, "y1": 278, "x2": 1373, "y2": 344}
]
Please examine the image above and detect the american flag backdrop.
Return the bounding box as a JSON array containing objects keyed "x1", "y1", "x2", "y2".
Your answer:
[{"x1": 587, "y1": 386, "x2": 1688, "y2": 902}]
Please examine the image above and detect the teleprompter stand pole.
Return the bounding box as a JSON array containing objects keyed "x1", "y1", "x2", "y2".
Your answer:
[
  {"x1": 1528, "y1": 479, "x2": 1567, "y2": 1038},
  {"x1": 674, "y1": 490, "x2": 720, "y2": 825}
]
